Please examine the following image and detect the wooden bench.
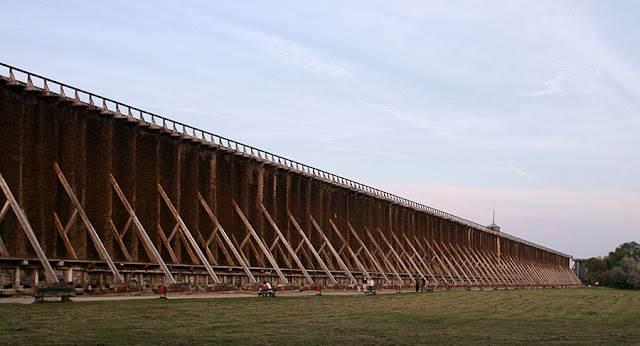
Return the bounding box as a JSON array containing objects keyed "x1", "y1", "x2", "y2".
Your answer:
[
  {"x1": 365, "y1": 287, "x2": 376, "y2": 295},
  {"x1": 34, "y1": 287, "x2": 74, "y2": 302},
  {"x1": 258, "y1": 288, "x2": 277, "y2": 297}
]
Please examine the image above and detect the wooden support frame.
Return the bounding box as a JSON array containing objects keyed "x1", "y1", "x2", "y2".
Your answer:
[
  {"x1": 439, "y1": 242, "x2": 474, "y2": 285},
  {"x1": 261, "y1": 204, "x2": 313, "y2": 284},
  {"x1": 158, "y1": 184, "x2": 220, "y2": 283},
  {"x1": 403, "y1": 234, "x2": 437, "y2": 284},
  {"x1": 348, "y1": 224, "x2": 391, "y2": 284},
  {"x1": 365, "y1": 226, "x2": 403, "y2": 283},
  {"x1": 0, "y1": 172, "x2": 58, "y2": 283},
  {"x1": 110, "y1": 175, "x2": 176, "y2": 283},
  {"x1": 457, "y1": 244, "x2": 491, "y2": 284},
  {"x1": 53, "y1": 211, "x2": 78, "y2": 260},
  {"x1": 54, "y1": 163, "x2": 124, "y2": 283},
  {"x1": 288, "y1": 211, "x2": 337, "y2": 284},
  {"x1": 422, "y1": 237, "x2": 456, "y2": 285},
  {"x1": 310, "y1": 215, "x2": 356, "y2": 284},
  {"x1": 378, "y1": 228, "x2": 415, "y2": 284},
  {"x1": 232, "y1": 199, "x2": 288, "y2": 283},
  {"x1": 329, "y1": 220, "x2": 369, "y2": 279},
  {"x1": 390, "y1": 232, "x2": 425, "y2": 282}
]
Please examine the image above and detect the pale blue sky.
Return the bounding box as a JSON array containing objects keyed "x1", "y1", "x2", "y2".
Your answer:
[{"x1": 1, "y1": 1, "x2": 638, "y2": 259}]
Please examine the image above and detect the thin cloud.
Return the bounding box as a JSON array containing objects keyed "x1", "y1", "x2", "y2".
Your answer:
[
  {"x1": 515, "y1": 73, "x2": 566, "y2": 97},
  {"x1": 506, "y1": 163, "x2": 545, "y2": 186}
]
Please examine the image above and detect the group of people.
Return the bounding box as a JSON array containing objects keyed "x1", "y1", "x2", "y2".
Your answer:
[
  {"x1": 415, "y1": 278, "x2": 427, "y2": 292},
  {"x1": 362, "y1": 277, "x2": 375, "y2": 292}
]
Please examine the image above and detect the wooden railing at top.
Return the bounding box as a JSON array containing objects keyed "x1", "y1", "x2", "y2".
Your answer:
[{"x1": 0, "y1": 62, "x2": 571, "y2": 259}]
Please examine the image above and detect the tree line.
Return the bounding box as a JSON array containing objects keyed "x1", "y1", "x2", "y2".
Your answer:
[{"x1": 582, "y1": 241, "x2": 640, "y2": 289}]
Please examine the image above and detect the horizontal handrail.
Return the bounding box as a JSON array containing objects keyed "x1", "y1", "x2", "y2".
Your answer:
[{"x1": 0, "y1": 62, "x2": 570, "y2": 258}]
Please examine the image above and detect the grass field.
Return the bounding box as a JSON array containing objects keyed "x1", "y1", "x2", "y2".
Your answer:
[{"x1": 0, "y1": 288, "x2": 638, "y2": 344}]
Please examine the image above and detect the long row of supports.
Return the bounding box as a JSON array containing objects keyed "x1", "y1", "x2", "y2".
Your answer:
[{"x1": 0, "y1": 164, "x2": 581, "y2": 288}]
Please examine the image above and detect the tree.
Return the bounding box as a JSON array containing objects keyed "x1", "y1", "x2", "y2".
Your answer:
[{"x1": 608, "y1": 242, "x2": 640, "y2": 267}]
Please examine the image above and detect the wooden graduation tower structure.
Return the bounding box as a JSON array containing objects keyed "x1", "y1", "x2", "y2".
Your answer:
[{"x1": 0, "y1": 63, "x2": 580, "y2": 294}]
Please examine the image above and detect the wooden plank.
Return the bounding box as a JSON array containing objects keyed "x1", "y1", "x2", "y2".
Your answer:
[
  {"x1": 348, "y1": 223, "x2": 390, "y2": 284},
  {"x1": 232, "y1": 199, "x2": 287, "y2": 283},
  {"x1": 54, "y1": 163, "x2": 124, "y2": 283},
  {"x1": 0, "y1": 202, "x2": 9, "y2": 256},
  {"x1": 0, "y1": 172, "x2": 58, "y2": 283},
  {"x1": 377, "y1": 228, "x2": 415, "y2": 284},
  {"x1": 365, "y1": 226, "x2": 403, "y2": 283},
  {"x1": 288, "y1": 210, "x2": 336, "y2": 284},
  {"x1": 109, "y1": 175, "x2": 175, "y2": 283},
  {"x1": 329, "y1": 220, "x2": 369, "y2": 279},
  {"x1": 310, "y1": 215, "x2": 356, "y2": 284},
  {"x1": 53, "y1": 212, "x2": 78, "y2": 260},
  {"x1": 158, "y1": 184, "x2": 220, "y2": 283},
  {"x1": 262, "y1": 204, "x2": 314, "y2": 284},
  {"x1": 176, "y1": 228, "x2": 200, "y2": 264}
]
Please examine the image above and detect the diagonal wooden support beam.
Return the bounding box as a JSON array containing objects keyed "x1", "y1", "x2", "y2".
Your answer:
[
  {"x1": 465, "y1": 246, "x2": 500, "y2": 284},
  {"x1": 403, "y1": 234, "x2": 437, "y2": 284},
  {"x1": 422, "y1": 238, "x2": 455, "y2": 285},
  {"x1": 288, "y1": 210, "x2": 336, "y2": 284},
  {"x1": 456, "y1": 244, "x2": 487, "y2": 284},
  {"x1": 158, "y1": 184, "x2": 220, "y2": 283},
  {"x1": 158, "y1": 224, "x2": 179, "y2": 264},
  {"x1": 54, "y1": 163, "x2": 124, "y2": 283},
  {"x1": 348, "y1": 223, "x2": 390, "y2": 284},
  {"x1": 0, "y1": 173, "x2": 58, "y2": 282},
  {"x1": 232, "y1": 199, "x2": 287, "y2": 283},
  {"x1": 0, "y1": 201, "x2": 9, "y2": 257},
  {"x1": 53, "y1": 212, "x2": 78, "y2": 260},
  {"x1": 310, "y1": 215, "x2": 356, "y2": 284},
  {"x1": 390, "y1": 231, "x2": 425, "y2": 282},
  {"x1": 329, "y1": 219, "x2": 369, "y2": 279},
  {"x1": 108, "y1": 219, "x2": 133, "y2": 262},
  {"x1": 378, "y1": 228, "x2": 415, "y2": 284},
  {"x1": 432, "y1": 241, "x2": 464, "y2": 285},
  {"x1": 365, "y1": 226, "x2": 403, "y2": 283},
  {"x1": 439, "y1": 242, "x2": 473, "y2": 285},
  {"x1": 261, "y1": 204, "x2": 314, "y2": 284},
  {"x1": 412, "y1": 235, "x2": 444, "y2": 282}
]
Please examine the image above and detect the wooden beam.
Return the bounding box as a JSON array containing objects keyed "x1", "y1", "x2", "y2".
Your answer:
[
  {"x1": 262, "y1": 204, "x2": 314, "y2": 284},
  {"x1": 389, "y1": 232, "x2": 425, "y2": 282},
  {"x1": 288, "y1": 210, "x2": 336, "y2": 284},
  {"x1": 365, "y1": 226, "x2": 403, "y2": 283},
  {"x1": 108, "y1": 220, "x2": 133, "y2": 262},
  {"x1": 158, "y1": 184, "x2": 220, "y2": 283},
  {"x1": 54, "y1": 163, "x2": 123, "y2": 283},
  {"x1": 0, "y1": 172, "x2": 58, "y2": 283},
  {"x1": 348, "y1": 223, "x2": 390, "y2": 284},
  {"x1": 378, "y1": 228, "x2": 415, "y2": 284},
  {"x1": 232, "y1": 199, "x2": 287, "y2": 283},
  {"x1": 403, "y1": 234, "x2": 437, "y2": 284},
  {"x1": 53, "y1": 212, "x2": 78, "y2": 260},
  {"x1": 310, "y1": 215, "x2": 356, "y2": 284},
  {"x1": 198, "y1": 192, "x2": 255, "y2": 283},
  {"x1": 329, "y1": 219, "x2": 369, "y2": 279},
  {"x1": 158, "y1": 225, "x2": 179, "y2": 264},
  {"x1": 422, "y1": 238, "x2": 455, "y2": 285}
]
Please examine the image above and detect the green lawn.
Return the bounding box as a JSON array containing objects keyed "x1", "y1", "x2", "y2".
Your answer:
[{"x1": 0, "y1": 288, "x2": 638, "y2": 344}]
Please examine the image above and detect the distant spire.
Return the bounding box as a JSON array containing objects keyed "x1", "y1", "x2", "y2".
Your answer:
[{"x1": 488, "y1": 209, "x2": 500, "y2": 232}]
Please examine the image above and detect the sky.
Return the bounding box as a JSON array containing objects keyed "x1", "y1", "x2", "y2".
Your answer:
[{"x1": 1, "y1": 1, "x2": 638, "y2": 260}]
